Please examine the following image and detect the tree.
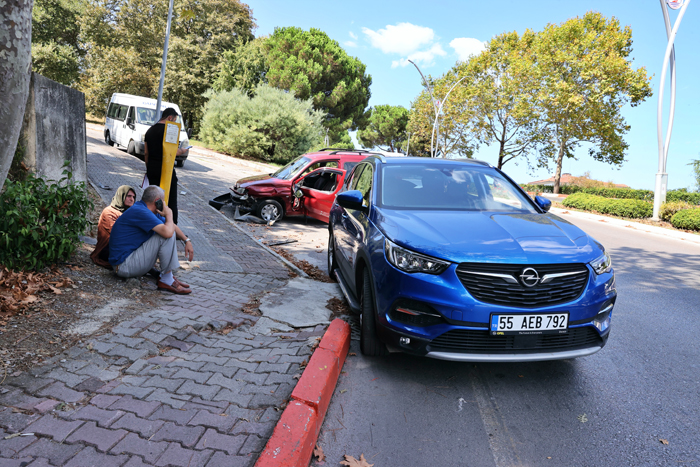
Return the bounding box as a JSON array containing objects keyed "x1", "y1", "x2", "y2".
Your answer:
[
  {"x1": 357, "y1": 105, "x2": 408, "y2": 152},
  {"x1": 457, "y1": 30, "x2": 546, "y2": 169},
  {"x1": 533, "y1": 12, "x2": 652, "y2": 193},
  {"x1": 214, "y1": 37, "x2": 268, "y2": 95},
  {"x1": 198, "y1": 85, "x2": 326, "y2": 163},
  {"x1": 0, "y1": 0, "x2": 34, "y2": 190},
  {"x1": 31, "y1": 0, "x2": 83, "y2": 85},
  {"x1": 688, "y1": 159, "x2": 700, "y2": 191},
  {"x1": 264, "y1": 27, "x2": 372, "y2": 139}
]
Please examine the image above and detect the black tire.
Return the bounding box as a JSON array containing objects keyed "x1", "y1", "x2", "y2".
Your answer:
[
  {"x1": 105, "y1": 132, "x2": 114, "y2": 147},
  {"x1": 127, "y1": 140, "x2": 136, "y2": 155},
  {"x1": 327, "y1": 232, "x2": 337, "y2": 281},
  {"x1": 176, "y1": 160, "x2": 184, "y2": 167},
  {"x1": 360, "y1": 269, "x2": 388, "y2": 356},
  {"x1": 256, "y1": 199, "x2": 283, "y2": 222}
]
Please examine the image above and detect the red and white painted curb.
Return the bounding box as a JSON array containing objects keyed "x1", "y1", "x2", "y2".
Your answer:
[{"x1": 256, "y1": 318, "x2": 351, "y2": 467}]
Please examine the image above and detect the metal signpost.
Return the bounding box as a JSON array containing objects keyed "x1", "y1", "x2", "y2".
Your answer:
[
  {"x1": 654, "y1": 0, "x2": 690, "y2": 220},
  {"x1": 155, "y1": 0, "x2": 175, "y2": 122}
]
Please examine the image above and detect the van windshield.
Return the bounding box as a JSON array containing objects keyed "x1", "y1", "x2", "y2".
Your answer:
[{"x1": 136, "y1": 108, "x2": 183, "y2": 126}]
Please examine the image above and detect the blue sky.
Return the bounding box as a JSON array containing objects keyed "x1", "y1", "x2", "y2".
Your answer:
[{"x1": 246, "y1": 0, "x2": 699, "y2": 189}]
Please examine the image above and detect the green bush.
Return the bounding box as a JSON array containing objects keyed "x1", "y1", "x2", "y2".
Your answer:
[
  {"x1": 562, "y1": 193, "x2": 652, "y2": 219},
  {"x1": 666, "y1": 189, "x2": 700, "y2": 205},
  {"x1": 520, "y1": 184, "x2": 654, "y2": 199},
  {"x1": 670, "y1": 208, "x2": 700, "y2": 231},
  {"x1": 199, "y1": 85, "x2": 326, "y2": 164},
  {"x1": 659, "y1": 201, "x2": 692, "y2": 221},
  {"x1": 0, "y1": 168, "x2": 93, "y2": 270}
]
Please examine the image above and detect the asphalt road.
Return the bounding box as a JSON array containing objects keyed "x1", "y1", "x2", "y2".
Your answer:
[{"x1": 313, "y1": 213, "x2": 700, "y2": 467}]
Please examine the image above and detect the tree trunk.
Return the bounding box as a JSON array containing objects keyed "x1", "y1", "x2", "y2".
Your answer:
[
  {"x1": 497, "y1": 126, "x2": 507, "y2": 169},
  {"x1": 0, "y1": 0, "x2": 34, "y2": 190},
  {"x1": 553, "y1": 139, "x2": 566, "y2": 194}
]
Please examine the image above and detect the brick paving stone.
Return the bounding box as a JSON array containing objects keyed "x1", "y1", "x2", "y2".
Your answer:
[
  {"x1": 0, "y1": 433, "x2": 39, "y2": 457},
  {"x1": 96, "y1": 380, "x2": 121, "y2": 394},
  {"x1": 248, "y1": 394, "x2": 281, "y2": 409},
  {"x1": 18, "y1": 438, "x2": 83, "y2": 465},
  {"x1": 167, "y1": 360, "x2": 205, "y2": 372},
  {"x1": 74, "y1": 377, "x2": 109, "y2": 393},
  {"x1": 205, "y1": 451, "x2": 255, "y2": 467},
  {"x1": 110, "y1": 433, "x2": 169, "y2": 463},
  {"x1": 69, "y1": 405, "x2": 124, "y2": 427},
  {"x1": 25, "y1": 414, "x2": 84, "y2": 442},
  {"x1": 33, "y1": 400, "x2": 60, "y2": 414},
  {"x1": 219, "y1": 359, "x2": 260, "y2": 373},
  {"x1": 5, "y1": 374, "x2": 54, "y2": 394},
  {"x1": 183, "y1": 397, "x2": 229, "y2": 412},
  {"x1": 149, "y1": 406, "x2": 197, "y2": 426},
  {"x1": 109, "y1": 396, "x2": 161, "y2": 418},
  {"x1": 151, "y1": 422, "x2": 205, "y2": 448},
  {"x1": 176, "y1": 381, "x2": 220, "y2": 401},
  {"x1": 206, "y1": 373, "x2": 245, "y2": 391},
  {"x1": 64, "y1": 446, "x2": 130, "y2": 467},
  {"x1": 195, "y1": 428, "x2": 246, "y2": 455},
  {"x1": 238, "y1": 435, "x2": 266, "y2": 456},
  {"x1": 24, "y1": 457, "x2": 53, "y2": 466},
  {"x1": 232, "y1": 371, "x2": 267, "y2": 386},
  {"x1": 121, "y1": 376, "x2": 149, "y2": 387},
  {"x1": 111, "y1": 413, "x2": 165, "y2": 438},
  {"x1": 139, "y1": 330, "x2": 168, "y2": 343},
  {"x1": 199, "y1": 363, "x2": 238, "y2": 379},
  {"x1": 170, "y1": 368, "x2": 211, "y2": 385},
  {"x1": 66, "y1": 421, "x2": 128, "y2": 452},
  {"x1": 0, "y1": 407, "x2": 39, "y2": 433},
  {"x1": 160, "y1": 337, "x2": 194, "y2": 352},
  {"x1": 90, "y1": 394, "x2": 121, "y2": 409},
  {"x1": 155, "y1": 443, "x2": 213, "y2": 467},
  {"x1": 125, "y1": 359, "x2": 150, "y2": 375},
  {"x1": 142, "y1": 376, "x2": 185, "y2": 393},
  {"x1": 146, "y1": 356, "x2": 177, "y2": 365},
  {"x1": 212, "y1": 389, "x2": 253, "y2": 407},
  {"x1": 193, "y1": 355, "x2": 229, "y2": 366},
  {"x1": 37, "y1": 382, "x2": 85, "y2": 403},
  {"x1": 240, "y1": 384, "x2": 278, "y2": 396},
  {"x1": 122, "y1": 456, "x2": 151, "y2": 467},
  {"x1": 230, "y1": 421, "x2": 275, "y2": 438},
  {"x1": 0, "y1": 389, "x2": 48, "y2": 411},
  {"x1": 0, "y1": 457, "x2": 37, "y2": 467},
  {"x1": 109, "y1": 384, "x2": 155, "y2": 400},
  {"x1": 145, "y1": 389, "x2": 190, "y2": 409},
  {"x1": 186, "y1": 411, "x2": 236, "y2": 432},
  {"x1": 107, "y1": 345, "x2": 149, "y2": 362}
]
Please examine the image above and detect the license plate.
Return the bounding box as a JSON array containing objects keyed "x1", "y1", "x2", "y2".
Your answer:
[{"x1": 490, "y1": 313, "x2": 568, "y2": 336}]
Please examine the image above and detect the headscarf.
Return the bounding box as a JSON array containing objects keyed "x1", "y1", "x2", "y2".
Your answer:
[{"x1": 110, "y1": 185, "x2": 136, "y2": 213}]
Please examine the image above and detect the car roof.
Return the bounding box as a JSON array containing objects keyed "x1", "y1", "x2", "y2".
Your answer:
[
  {"x1": 303, "y1": 148, "x2": 380, "y2": 160},
  {"x1": 369, "y1": 156, "x2": 492, "y2": 167}
]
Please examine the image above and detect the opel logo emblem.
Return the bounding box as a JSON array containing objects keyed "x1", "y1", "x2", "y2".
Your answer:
[{"x1": 520, "y1": 267, "x2": 540, "y2": 287}]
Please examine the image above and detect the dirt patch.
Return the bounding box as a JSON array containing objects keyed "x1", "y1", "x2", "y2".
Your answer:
[
  {"x1": 241, "y1": 292, "x2": 265, "y2": 317},
  {"x1": 272, "y1": 247, "x2": 333, "y2": 283},
  {"x1": 0, "y1": 186, "x2": 161, "y2": 376},
  {"x1": 326, "y1": 296, "x2": 351, "y2": 321}
]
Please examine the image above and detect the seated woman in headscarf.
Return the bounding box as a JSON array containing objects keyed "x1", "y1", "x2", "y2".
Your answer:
[{"x1": 91, "y1": 185, "x2": 136, "y2": 268}]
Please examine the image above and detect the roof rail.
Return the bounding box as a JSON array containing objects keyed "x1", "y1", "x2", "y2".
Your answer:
[
  {"x1": 318, "y1": 148, "x2": 378, "y2": 156},
  {"x1": 453, "y1": 158, "x2": 491, "y2": 167}
]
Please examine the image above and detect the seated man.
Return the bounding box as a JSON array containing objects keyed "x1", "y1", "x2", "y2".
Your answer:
[{"x1": 109, "y1": 186, "x2": 194, "y2": 294}]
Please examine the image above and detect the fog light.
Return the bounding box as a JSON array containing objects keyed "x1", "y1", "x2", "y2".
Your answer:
[
  {"x1": 592, "y1": 302, "x2": 614, "y2": 333},
  {"x1": 400, "y1": 337, "x2": 411, "y2": 345}
]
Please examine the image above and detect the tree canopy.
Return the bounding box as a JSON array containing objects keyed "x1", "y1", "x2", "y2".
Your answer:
[
  {"x1": 357, "y1": 105, "x2": 409, "y2": 153},
  {"x1": 31, "y1": 0, "x2": 83, "y2": 85}
]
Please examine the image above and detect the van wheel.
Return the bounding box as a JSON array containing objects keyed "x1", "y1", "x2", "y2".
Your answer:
[
  {"x1": 105, "y1": 132, "x2": 114, "y2": 147},
  {"x1": 360, "y1": 269, "x2": 388, "y2": 356},
  {"x1": 257, "y1": 200, "x2": 283, "y2": 222},
  {"x1": 176, "y1": 160, "x2": 184, "y2": 167},
  {"x1": 127, "y1": 140, "x2": 136, "y2": 155}
]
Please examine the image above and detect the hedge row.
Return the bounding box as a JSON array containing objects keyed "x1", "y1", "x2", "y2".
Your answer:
[
  {"x1": 562, "y1": 193, "x2": 652, "y2": 219},
  {"x1": 522, "y1": 185, "x2": 700, "y2": 204},
  {"x1": 659, "y1": 201, "x2": 692, "y2": 221},
  {"x1": 670, "y1": 208, "x2": 700, "y2": 231}
]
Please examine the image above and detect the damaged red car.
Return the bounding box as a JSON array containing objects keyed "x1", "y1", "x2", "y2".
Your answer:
[{"x1": 209, "y1": 148, "x2": 374, "y2": 222}]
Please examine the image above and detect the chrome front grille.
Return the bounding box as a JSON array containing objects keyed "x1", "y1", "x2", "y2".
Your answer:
[{"x1": 455, "y1": 263, "x2": 589, "y2": 308}]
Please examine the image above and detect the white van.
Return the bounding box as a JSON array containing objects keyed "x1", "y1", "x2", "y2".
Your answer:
[{"x1": 104, "y1": 93, "x2": 191, "y2": 167}]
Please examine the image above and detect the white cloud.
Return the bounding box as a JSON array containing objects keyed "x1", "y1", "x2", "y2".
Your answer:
[
  {"x1": 391, "y1": 43, "x2": 447, "y2": 68},
  {"x1": 349, "y1": 31, "x2": 358, "y2": 40},
  {"x1": 362, "y1": 23, "x2": 435, "y2": 55},
  {"x1": 344, "y1": 41, "x2": 358, "y2": 48},
  {"x1": 450, "y1": 37, "x2": 486, "y2": 62}
]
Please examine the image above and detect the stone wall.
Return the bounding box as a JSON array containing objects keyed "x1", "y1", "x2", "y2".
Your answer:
[{"x1": 20, "y1": 73, "x2": 87, "y2": 183}]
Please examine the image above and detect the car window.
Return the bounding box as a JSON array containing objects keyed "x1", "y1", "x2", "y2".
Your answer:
[
  {"x1": 116, "y1": 105, "x2": 128, "y2": 121},
  {"x1": 137, "y1": 107, "x2": 157, "y2": 125},
  {"x1": 272, "y1": 156, "x2": 311, "y2": 180},
  {"x1": 342, "y1": 161, "x2": 358, "y2": 174},
  {"x1": 302, "y1": 160, "x2": 338, "y2": 175},
  {"x1": 352, "y1": 163, "x2": 373, "y2": 207},
  {"x1": 127, "y1": 106, "x2": 135, "y2": 121},
  {"x1": 107, "y1": 103, "x2": 118, "y2": 118},
  {"x1": 380, "y1": 163, "x2": 536, "y2": 212}
]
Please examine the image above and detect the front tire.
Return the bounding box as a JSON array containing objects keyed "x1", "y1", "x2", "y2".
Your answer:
[
  {"x1": 360, "y1": 269, "x2": 388, "y2": 356},
  {"x1": 127, "y1": 140, "x2": 136, "y2": 155},
  {"x1": 176, "y1": 160, "x2": 184, "y2": 168},
  {"x1": 257, "y1": 199, "x2": 283, "y2": 222},
  {"x1": 327, "y1": 232, "x2": 337, "y2": 281},
  {"x1": 105, "y1": 132, "x2": 114, "y2": 147}
]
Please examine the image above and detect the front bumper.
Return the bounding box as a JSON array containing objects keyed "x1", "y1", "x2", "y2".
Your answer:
[{"x1": 208, "y1": 191, "x2": 254, "y2": 212}]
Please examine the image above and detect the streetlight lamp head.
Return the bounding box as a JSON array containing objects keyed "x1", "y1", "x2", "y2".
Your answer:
[{"x1": 667, "y1": 0, "x2": 685, "y2": 9}]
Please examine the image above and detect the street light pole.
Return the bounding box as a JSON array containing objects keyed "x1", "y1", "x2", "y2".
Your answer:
[
  {"x1": 653, "y1": 0, "x2": 690, "y2": 220},
  {"x1": 408, "y1": 60, "x2": 440, "y2": 157},
  {"x1": 430, "y1": 76, "x2": 466, "y2": 159},
  {"x1": 155, "y1": 0, "x2": 175, "y2": 122}
]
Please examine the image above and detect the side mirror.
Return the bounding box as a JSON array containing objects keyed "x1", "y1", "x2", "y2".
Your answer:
[
  {"x1": 294, "y1": 187, "x2": 304, "y2": 199},
  {"x1": 187, "y1": 128, "x2": 193, "y2": 138},
  {"x1": 336, "y1": 190, "x2": 365, "y2": 211},
  {"x1": 534, "y1": 195, "x2": 551, "y2": 212},
  {"x1": 125, "y1": 117, "x2": 132, "y2": 126}
]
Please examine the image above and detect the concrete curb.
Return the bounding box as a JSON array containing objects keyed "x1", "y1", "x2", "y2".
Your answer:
[{"x1": 256, "y1": 318, "x2": 351, "y2": 467}]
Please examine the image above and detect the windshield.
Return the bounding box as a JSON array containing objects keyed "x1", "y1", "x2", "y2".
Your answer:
[
  {"x1": 272, "y1": 156, "x2": 311, "y2": 180},
  {"x1": 380, "y1": 163, "x2": 537, "y2": 213},
  {"x1": 136, "y1": 107, "x2": 183, "y2": 126}
]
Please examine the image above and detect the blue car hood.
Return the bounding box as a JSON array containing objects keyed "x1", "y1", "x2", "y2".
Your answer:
[{"x1": 374, "y1": 209, "x2": 602, "y2": 264}]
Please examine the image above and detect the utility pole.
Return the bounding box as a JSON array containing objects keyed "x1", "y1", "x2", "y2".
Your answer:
[
  {"x1": 408, "y1": 60, "x2": 440, "y2": 157},
  {"x1": 653, "y1": 0, "x2": 690, "y2": 220},
  {"x1": 155, "y1": 0, "x2": 175, "y2": 122}
]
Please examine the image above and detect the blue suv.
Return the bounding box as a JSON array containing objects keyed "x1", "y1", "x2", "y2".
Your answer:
[{"x1": 327, "y1": 156, "x2": 616, "y2": 361}]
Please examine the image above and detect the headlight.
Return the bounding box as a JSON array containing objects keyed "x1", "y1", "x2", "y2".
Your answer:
[
  {"x1": 589, "y1": 251, "x2": 612, "y2": 275},
  {"x1": 385, "y1": 239, "x2": 449, "y2": 274}
]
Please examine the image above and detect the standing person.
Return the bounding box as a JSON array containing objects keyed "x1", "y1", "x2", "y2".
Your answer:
[
  {"x1": 144, "y1": 107, "x2": 188, "y2": 224},
  {"x1": 109, "y1": 186, "x2": 194, "y2": 294},
  {"x1": 91, "y1": 185, "x2": 136, "y2": 268}
]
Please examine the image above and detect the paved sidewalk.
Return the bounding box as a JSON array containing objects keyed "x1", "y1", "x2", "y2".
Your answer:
[{"x1": 0, "y1": 138, "x2": 329, "y2": 466}]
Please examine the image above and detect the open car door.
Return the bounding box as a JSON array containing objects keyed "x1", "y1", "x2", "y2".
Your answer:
[{"x1": 292, "y1": 168, "x2": 346, "y2": 223}]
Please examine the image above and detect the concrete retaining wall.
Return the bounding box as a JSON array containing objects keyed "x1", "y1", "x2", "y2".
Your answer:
[{"x1": 20, "y1": 73, "x2": 87, "y2": 183}]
